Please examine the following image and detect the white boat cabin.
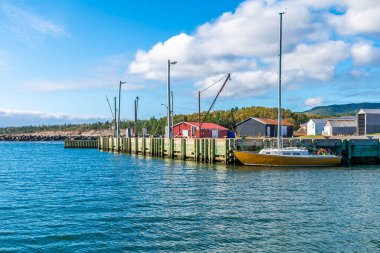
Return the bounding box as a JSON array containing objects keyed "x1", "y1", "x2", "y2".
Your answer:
[{"x1": 259, "y1": 147, "x2": 309, "y2": 156}]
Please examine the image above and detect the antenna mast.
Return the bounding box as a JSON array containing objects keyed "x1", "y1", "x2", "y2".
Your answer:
[{"x1": 277, "y1": 12, "x2": 284, "y2": 150}]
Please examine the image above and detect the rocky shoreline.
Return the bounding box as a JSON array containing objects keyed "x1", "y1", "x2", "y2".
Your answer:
[
  {"x1": 0, "y1": 134, "x2": 98, "y2": 141},
  {"x1": 0, "y1": 129, "x2": 113, "y2": 141}
]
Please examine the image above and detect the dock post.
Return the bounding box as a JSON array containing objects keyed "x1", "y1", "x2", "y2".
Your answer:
[
  {"x1": 135, "y1": 137, "x2": 138, "y2": 155},
  {"x1": 210, "y1": 139, "x2": 215, "y2": 164},
  {"x1": 155, "y1": 138, "x2": 158, "y2": 157},
  {"x1": 153, "y1": 138, "x2": 157, "y2": 157},
  {"x1": 181, "y1": 138, "x2": 186, "y2": 160},
  {"x1": 205, "y1": 139, "x2": 209, "y2": 162},
  {"x1": 149, "y1": 138, "x2": 153, "y2": 156},
  {"x1": 109, "y1": 137, "x2": 113, "y2": 151},
  {"x1": 194, "y1": 139, "x2": 198, "y2": 162},
  {"x1": 142, "y1": 138, "x2": 146, "y2": 156},
  {"x1": 198, "y1": 139, "x2": 202, "y2": 162},
  {"x1": 161, "y1": 138, "x2": 165, "y2": 158},
  {"x1": 123, "y1": 137, "x2": 127, "y2": 153},
  {"x1": 224, "y1": 139, "x2": 228, "y2": 164},
  {"x1": 348, "y1": 140, "x2": 352, "y2": 165},
  {"x1": 170, "y1": 138, "x2": 174, "y2": 159},
  {"x1": 200, "y1": 139, "x2": 204, "y2": 162}
]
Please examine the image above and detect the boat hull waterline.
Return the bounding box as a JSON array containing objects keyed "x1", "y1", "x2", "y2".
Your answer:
[{"x1": 234, "y1": 151, "x2": 341, "y2": 167}]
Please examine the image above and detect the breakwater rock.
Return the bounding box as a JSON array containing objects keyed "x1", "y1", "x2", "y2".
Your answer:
[{"x1": 0, "y1": 135, "x2": 98, "y2": 141}]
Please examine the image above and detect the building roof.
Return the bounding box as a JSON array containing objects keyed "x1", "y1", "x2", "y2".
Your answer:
[
  {"x1": 309, "y1": 119, "x2": 328, "y2": 124},
  {"x1": 237, "y1": 117, "x2": 294, "y2": 126},
  {"x1": 358, "y1": 109, "x2": 380, "y2": 114},
  {"x1": 308, "y1": 116, "x2": 355, "y2": 125},
  {"x1": 327, "y1": 119, "x2": 356, "y2": 127},
  {"x1": 173, "y1": 121, "x2": 228, "y2": 130},
  {"x1": 330, "y1": 116, "x2": 356, "y2": 120}
]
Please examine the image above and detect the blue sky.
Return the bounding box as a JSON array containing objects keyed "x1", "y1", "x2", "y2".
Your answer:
[{"x1": 0, "y1": 0, "x2": 379, "y2": 126}]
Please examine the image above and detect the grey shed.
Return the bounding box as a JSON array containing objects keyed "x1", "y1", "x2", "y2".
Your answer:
[
  {"x1": 236, "y1": 117, "x2": 294, "y2": 137},
  {"x1": 324, "y1": 119, "x2": 356, "y2": 136},
  {"x1": 357, "y1": 109, "x2": 380, "y2": 135}
]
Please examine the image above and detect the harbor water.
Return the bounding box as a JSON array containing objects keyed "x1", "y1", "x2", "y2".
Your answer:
[{"x1": 0, "y1": 142, "x2": 380, "y2": 252}]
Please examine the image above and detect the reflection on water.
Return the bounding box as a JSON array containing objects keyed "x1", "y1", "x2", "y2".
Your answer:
[{"x1": 0, "y1": 142, "x2": 379, "y2": 252}]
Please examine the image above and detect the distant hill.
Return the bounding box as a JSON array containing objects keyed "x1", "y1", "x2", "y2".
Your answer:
[{"x1": 303, "y1": 103, "x2": 380, "y2": 116}]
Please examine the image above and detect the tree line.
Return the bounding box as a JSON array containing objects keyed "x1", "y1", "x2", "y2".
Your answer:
[{"x1": 0, "y1": 106, "x2": 319, "y2": 135}]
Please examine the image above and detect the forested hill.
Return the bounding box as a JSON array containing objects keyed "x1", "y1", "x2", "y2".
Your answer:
[
  {"x1": 0, "y1": 106, "x2": 315, "y2": 135},
  {"x1": 303, "y1": 103, "x2": 380, "y2": 116}
]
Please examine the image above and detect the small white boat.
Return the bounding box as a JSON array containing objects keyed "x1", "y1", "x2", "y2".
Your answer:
[
  {"x1": 234, "y1": 147, "x2": 341, "y2": 167},
  {"x1": 234, "y1": 13, "x2": 341, "y2": 167}
]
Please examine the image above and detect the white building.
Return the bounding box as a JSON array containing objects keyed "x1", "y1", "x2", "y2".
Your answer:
[
  {"x1": 323, "y1": 117, "x2": 356, "y2": 136},
  {"x1": 306, "y1": 119, "x2": 327, "y2": 135},
  {"x1": 306, "y1": 116, "x2": 355, "y2": 136}
]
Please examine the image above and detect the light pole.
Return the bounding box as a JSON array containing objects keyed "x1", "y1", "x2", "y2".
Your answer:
[
  {"x1": 170, "y1": 91, "x2": 174, "y2": 131},
  {"x1": 134, "y1": 96, "x2": 139, "y2": 137},
  {"x1": 117, "y1": 80, "x2": 127, "y2": 140},
  {"x1": 167, "y1": 59, "x2": 177, "y2": 138},
  {"x1": 161, "y1": 103, "x2": 169, "y2": 137}
]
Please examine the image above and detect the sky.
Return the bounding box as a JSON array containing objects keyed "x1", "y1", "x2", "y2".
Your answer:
[{"x1": 0, "y1": 0, "x2": 379, "y2": 126}]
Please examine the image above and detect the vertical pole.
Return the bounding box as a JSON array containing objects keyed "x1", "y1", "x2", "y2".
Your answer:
[
  {"x1": 118, "y1": 81, "x2": 121, "y2": 140},
  {"x1": 114, "y1": 96, "x2": 117, "y2": 137},
  {"x1": 277, "y1": 12, "x2": 284, "y2": 150},
  {"x1": 134, "y1": 96, "x2": 139, "y2": 137},
  {"x1": 198, "y1": 91, "x2": 201, "y2": 138},
  {"x1": 170, "y1": 91, "x2": 174, "y2": 134},
  {"x1": 167, "y1": 60, "x2": 171, "y2": 138}
]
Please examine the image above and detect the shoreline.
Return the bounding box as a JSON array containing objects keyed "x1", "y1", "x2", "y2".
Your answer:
[
  {"x1": 0, "y1": 134, "x2": 98, "y2": 141},
  {"x1": 0, "y1": 130, "x2": 110, "y2": 141}
]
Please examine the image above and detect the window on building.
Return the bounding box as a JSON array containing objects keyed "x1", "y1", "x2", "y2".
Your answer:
[{"x1": 191, "y1": 126, "x2": 195, "y2": 136}]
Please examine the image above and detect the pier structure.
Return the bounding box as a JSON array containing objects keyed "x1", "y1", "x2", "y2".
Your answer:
[
  {"x1": 64, "y1": 137, "x2": 380, "y2": 165},
  {"x1": 96, "y1": 137, "x2": 235, "y2": 164}
]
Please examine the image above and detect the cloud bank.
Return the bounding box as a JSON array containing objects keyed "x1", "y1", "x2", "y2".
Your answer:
[
  {"x1": 128, "y1": 0, "x2": 380, "y2": 102},
  {"x1": 0, "y1": 109, "x2": 106, "y2": 127}
]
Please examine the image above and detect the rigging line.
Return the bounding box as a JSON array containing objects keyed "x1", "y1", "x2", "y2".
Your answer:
[{"x1": 200, "y1": 74, "x2": 229, "y2": 93}]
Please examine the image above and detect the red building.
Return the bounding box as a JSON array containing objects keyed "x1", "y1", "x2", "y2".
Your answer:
[{"x1": 172, "y1": 122, "x2": 228, "y2": 138}]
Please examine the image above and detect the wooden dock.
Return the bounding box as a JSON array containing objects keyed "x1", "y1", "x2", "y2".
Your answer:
[
  {"x1": 64, "y1": 137, "x2": 380, "y2": 165},
  {"x1": 97, "y1": 137, "x2": 235, "y2": 164},
  {"x1": 64, "y1": 139, "x2": 98, "y2": 149}
]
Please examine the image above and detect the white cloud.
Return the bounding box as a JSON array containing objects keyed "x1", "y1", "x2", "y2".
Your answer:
[
  {"x1": 328, "y1": 0, "x2": 380, "y2": 35},
  {"x1": 351, "y1": 41, "x2": 380, "y2": 66},
  {"x1": 0, "y1": 108, "x2": 106, "y2": 127},
  {"x1": 0, "y1": 2, "x2": 69, "y2": 38},
  {"x1": 0, "y1": 108, "x2": 103, "y2": 120},
  {"x1": 196, "y1": 70, "x2": 277, "y2": 99},
  {"x1": 304, "y1": 96, "x2": 324, "y2": 107},
  {"x1": 127, "y1": 0, "x2": 358, "y2": 99},
  {"x1": 283, "y1": 41, "x2": 349, "y2": 81}
]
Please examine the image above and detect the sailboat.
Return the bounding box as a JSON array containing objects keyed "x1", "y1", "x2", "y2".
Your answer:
[{"x1": 234, "y1": 13, "x2": 341, "y2": 167}]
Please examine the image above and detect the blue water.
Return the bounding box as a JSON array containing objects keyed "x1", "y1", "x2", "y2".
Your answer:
[{"x1": 0, "y1": 142, "x2": 380, "y2": 252}]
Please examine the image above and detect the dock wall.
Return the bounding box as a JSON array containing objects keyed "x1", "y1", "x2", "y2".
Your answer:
[
  {"x1": 97, "y1": 137, "x2": 235, "y2": 164},
  {"x1": 64, "y1": 139, "x2": 98, "y2": 149},
  {"x1": 64, "y1": 137, "x2": 380, "y2": 165}
]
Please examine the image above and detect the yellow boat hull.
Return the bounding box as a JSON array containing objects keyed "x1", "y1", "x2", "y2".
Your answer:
[{"x1": 234, "y1": 151, "x2": 341, "y2": 167}]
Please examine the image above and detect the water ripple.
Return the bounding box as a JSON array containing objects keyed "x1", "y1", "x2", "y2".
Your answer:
[{"x1": 0, "y1": 142, "x2": 379, "y2": 252}]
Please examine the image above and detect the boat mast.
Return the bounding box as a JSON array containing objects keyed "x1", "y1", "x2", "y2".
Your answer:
[{"x1": 277, "y1": 12, "x2": 284, "y2": 150}]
